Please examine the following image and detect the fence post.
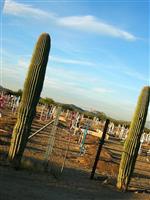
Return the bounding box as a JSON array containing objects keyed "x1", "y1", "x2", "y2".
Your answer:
[
  {"x1": 43, "y1": 106, "x2": 61, "y2": 169},
  {"x1": 90, "y1": 119, "x2": 110, "y2": 179}
]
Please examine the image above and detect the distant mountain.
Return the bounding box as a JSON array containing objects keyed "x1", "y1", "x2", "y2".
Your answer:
[
  {"x1": 0, "y1": 85, "x2": 11, "y2": 93},
  {"x1": 59, "y1": 103, "x2": 85, "y2": 112},
  {"x1": 0, "y1": 85, "x2": 4, "y2": 91},
  {"x1": 0, "y1": 85, "x2": 9, "y2": 92},
  {"x1": 1, "y1": 85, "x2": 149, "y2": 130}
]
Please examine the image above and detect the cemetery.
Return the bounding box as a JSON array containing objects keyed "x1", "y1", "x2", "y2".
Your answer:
[
  {"x1": 0, "y1": 84, "x2": 150, "y2": 197},
  {"x1": 0, "y1": 31, "x2": 149, "y2": 199}
]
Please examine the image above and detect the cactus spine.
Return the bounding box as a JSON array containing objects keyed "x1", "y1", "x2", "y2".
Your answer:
[
  {"x1": 8, "y1": 33, "x2": 51, "y2": 168},
  {"x1": 117, "y1": 86, "x2": 150, "y2": 191}
]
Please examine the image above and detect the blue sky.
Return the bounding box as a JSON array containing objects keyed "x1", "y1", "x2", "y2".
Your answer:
[{"x1": 1, "y1": 0, "x2": 149, "y2": 121}]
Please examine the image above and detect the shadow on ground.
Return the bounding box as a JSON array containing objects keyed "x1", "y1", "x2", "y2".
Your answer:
[{"x1": 0, "y1": 164, "x2": 149, "y2": 200}]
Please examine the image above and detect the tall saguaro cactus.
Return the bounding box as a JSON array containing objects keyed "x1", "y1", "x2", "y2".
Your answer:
[
  {"x1": 8, "y1": 33, "x2": 51, "y2": 168},
  {"x1": 117, "y1": 86, "x2": 150, "y2": 191}
]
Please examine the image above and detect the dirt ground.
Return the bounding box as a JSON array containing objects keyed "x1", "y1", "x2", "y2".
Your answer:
[
  {"x1": 0, "y1": 106, "x2": 150, "y2": 199},
  {"x1": 0, "y1": 165, "x2": 149, "y2": 200}
]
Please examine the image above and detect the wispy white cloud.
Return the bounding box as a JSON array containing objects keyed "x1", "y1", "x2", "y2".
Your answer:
[
  {"x1": 123, "y1": 69, "x2": 148, "y2": 81},
  {"x1": 44, "y1": 76, "x2": 113, "y2": 97},
  {"x1": 58, "y1": 15, "x2": 137, "y2": 41},
  {"x1": 2, "y1": 47, "x2": 147, "y2": 83},
  {"x1": 18, "y1": 58, "x2": 29, "y2": 68},
  {"x1": 50, "y1": 55, "x2": 147, "y2": 82},
  {"x1": 50, "y1": 55, "x2": 94, "y2": 66},
  {"x1": 4, "y1": 67, "x2": 20, "y2": 77},
  {"x1": 47, "y1": 66, "x2": 98, "y2": 84},
  {"x1": 93, "y1": 87, "x2": 114, "y2": 93},
  {"x1": 3, "y1": 0, "x2": 55, "y2": 19},
  {"x1": 44, "y1": 76, "x2": 62, "y2": 90},
  {"x1": 3, "y1": 0, "x2": 137, "y2": 41}
]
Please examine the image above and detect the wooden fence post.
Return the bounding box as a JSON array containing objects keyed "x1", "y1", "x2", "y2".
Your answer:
[{"x1": 90, "y1": 119, "x2": 110, "y2": 179}]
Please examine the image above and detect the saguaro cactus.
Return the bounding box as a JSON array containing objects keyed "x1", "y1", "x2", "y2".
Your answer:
[
  {"x1": 8, "y1": 33, "x2": 51, "y2": 168},
  {"x1": 117, "y1": 86, "x2": 150, "y2": 191}
]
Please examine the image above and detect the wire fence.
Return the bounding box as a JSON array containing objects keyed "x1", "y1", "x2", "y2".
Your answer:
[{"x1": 0, "y1": 103, "x2": 150, "y2": 192}]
